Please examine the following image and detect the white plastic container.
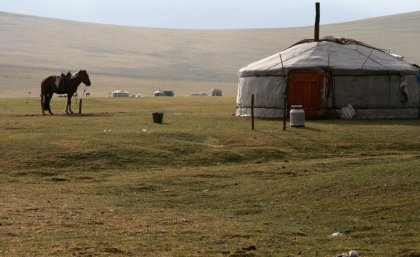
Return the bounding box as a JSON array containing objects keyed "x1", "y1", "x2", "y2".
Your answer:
[{"x1": 290, "y1": 105, "x2": 305, "y2": 127}]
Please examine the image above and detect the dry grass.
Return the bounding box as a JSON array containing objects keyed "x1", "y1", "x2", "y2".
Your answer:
[{"x1": 0, "y1": 97, "x2": 419, "y2": 257}]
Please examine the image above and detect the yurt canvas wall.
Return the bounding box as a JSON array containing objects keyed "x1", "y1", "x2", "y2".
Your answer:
[{"x1": 236, "y1": 37, "x2": 420, "y2": 119}]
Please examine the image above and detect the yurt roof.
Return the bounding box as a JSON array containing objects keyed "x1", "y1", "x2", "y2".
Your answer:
[
  {"x1": 113, "y1": 89, "x2": 129, "y2": 94},
  {"x1": 239, "y1": 36, "x2": 419, "y2": 77}
]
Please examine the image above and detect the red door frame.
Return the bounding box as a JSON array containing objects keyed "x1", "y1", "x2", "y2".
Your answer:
[{"x1": 288, "y1": 69, "x2": 325, "y2": 118}]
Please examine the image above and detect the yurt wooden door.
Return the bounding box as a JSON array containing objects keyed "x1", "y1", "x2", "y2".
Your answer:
[{"x1": 288, "y1": 70, "x2": 324, "y2": 118}]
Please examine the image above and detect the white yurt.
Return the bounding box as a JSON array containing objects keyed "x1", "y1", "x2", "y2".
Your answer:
[
  {"x1": 236, "y1": 36, "x2": 420, "y2": 119},
  {"x1": 112, "y1": 89, "x2": 130, "y2": 97}
]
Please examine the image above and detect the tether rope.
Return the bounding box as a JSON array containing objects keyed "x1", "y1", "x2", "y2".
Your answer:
[{"x1": 75, "y1": 85, "x2": 87, "y2": 107}]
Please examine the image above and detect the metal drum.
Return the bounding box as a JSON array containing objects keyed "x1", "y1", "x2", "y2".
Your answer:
[{"x1": 290, "y1": 105, "x2": 305, "y2": 127}]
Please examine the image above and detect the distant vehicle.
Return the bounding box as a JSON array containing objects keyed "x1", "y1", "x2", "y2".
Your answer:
[
  {"x1": 191, "y1": 92, "x2": 208, "y2": 96},
  {"x1": 154, "y1": 90, "x2": 174, "y2": 97},
  {"x1": 211, "y1": 88, "x2": 222, "y2": 96}
]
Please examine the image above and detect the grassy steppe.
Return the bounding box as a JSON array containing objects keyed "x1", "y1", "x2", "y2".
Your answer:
[
  {"x1": 1, "y1": 11, "x2": 420, "y2": 97},
  {"x1": 0, "y1": 97, "x2": 419, "y2": 257}
]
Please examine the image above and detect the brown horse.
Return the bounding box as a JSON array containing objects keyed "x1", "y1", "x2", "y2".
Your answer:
[{"x1": 41, "y1": 70, "x2": 91, "y2": 115}]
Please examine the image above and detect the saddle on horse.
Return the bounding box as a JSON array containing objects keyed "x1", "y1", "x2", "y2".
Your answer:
[{"x1": 55, "y1": 72, "x2": 72, "y2": 91}]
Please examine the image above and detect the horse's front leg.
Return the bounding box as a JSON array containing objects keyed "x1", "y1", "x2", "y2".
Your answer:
[
  {"x1": 41, "y1": 94, "x2": 46, "y2": 115},
  {"x1": 65, "y1": 96, "x2": 70, "y2": 114},
  {"x1": 66, "y1": 95, "x2": 74, "y2": 114}
]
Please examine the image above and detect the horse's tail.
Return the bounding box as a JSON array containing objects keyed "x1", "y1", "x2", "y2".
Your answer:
[
  {"x1": 41, "y1": 92, "x2": 52, "y2": 111},
  {"x1": 41, "y1": 94, "x2": 47, "y2": 111},
  {"x1": 40, "y1": 83, "x2": 49, "y2": 112}
]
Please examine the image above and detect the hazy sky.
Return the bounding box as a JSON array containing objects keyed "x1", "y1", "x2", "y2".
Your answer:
[{"x1": 1, "y1": 0, "x2": 419, "y2": 29}]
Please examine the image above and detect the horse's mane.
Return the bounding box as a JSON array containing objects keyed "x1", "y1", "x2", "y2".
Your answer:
[
  {"x1": 70, "y1": 72, "x2": 77, "y2": 79},
  {"x1": 70, "y1": 70, "x2": 87, "y2": 79}
]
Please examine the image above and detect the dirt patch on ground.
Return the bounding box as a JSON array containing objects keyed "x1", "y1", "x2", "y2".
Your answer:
[{"x1": 51, "y1": 139, "x2": 88, "y2": 149}]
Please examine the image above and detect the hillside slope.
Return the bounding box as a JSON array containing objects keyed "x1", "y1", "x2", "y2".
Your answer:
[{"x1": 0, "y1": 11, "x2": 419, "y2": 97}]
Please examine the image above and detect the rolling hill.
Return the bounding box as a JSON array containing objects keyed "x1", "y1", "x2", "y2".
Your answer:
[{"x1": 0, "y1": 11, "x2": 419, "y2": 97}]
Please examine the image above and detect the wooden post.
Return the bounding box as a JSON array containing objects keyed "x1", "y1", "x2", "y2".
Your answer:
[
  {"x1": 251, "y1": 94, "x2": 255, "y2": 130},
  {"x1": 279, "y1": 53, "x2": 287, "y2": 131},
  {"x1": 78, "y1": 99, "x2": 83, "y2": 114},
  {"x1": 314, "y1": 2, "x2": 320, "y2": 41},
  {"x1": 283, "y1": 94, "x2": 287, "y2": 131}
]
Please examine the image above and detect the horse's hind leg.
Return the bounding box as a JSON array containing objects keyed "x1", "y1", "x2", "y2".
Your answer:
[{"x1": 47, "y1": 94, "x2": 54, "y2": 115}]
